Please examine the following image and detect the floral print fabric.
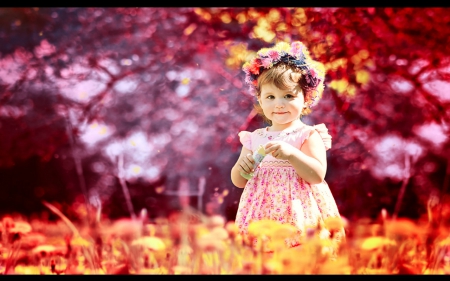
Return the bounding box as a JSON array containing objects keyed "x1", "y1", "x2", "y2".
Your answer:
[{"x1": 235, "y1": 124, "x2": 344, "y2": 247}]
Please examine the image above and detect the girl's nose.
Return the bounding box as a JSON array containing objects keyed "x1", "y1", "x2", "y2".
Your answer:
[{"x1": 275, "y1": 103, "x2": 285, "y2": 109}]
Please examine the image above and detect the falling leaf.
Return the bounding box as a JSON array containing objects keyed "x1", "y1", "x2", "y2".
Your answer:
[{"x1": 183, "y1": 23, "x2": 197, "y2": 36}]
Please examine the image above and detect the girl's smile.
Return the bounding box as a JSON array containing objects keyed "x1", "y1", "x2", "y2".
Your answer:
[{"x1": 258, "y1": 82, "x2": 305, "y2": 131}]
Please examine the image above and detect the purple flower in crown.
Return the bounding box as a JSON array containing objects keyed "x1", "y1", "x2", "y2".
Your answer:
[{"x1": 306, "y1": 73, "x2": 320, "y2": 88}]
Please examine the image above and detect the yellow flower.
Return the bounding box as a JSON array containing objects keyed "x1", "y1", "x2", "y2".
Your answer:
[
  {"x1": 14, "y1": 265, "x2": 41, "y2": 274},
  {"x1": 71, "y1": 235, "x2": 92, "y2": 247},
  {"x1": 360, "y1": 236, "x2": 396, "y2": 251},
  {"x1": 131, "y1": 236, "x2": 166, "y2": 251},
  {"x1": 248, "y1": 219, "x2": 286, "y2": 237},
  {"x1": 274, "y1": 42, "x2": 290, "y2": 53},
  {"x1": 262, "y1": 259, "x2": 284, "y2": 274},
  {"x1": 324, "y1": 217, "x2": 344, "y2": 231},
  {"x1": 270, "y1": 223, "x2": 298, "y2": 240},
  {"x1": 257, "y1": 48, "x2": 270, "y2": 56}
]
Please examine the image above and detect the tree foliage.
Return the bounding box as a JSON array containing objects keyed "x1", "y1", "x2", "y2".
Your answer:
[{"x1": 0, "y1": 7, "x2": 449, "y2": 221}]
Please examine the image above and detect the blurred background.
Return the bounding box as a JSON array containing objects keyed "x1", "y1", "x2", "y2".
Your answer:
[{"x1": 0, "y1": 7, "x2": 449, "y2": 224}]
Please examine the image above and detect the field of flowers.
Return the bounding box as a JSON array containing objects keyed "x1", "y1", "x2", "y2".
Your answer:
[{"x1": 1, "y1": 200, "x2": 450, "y2": 275}]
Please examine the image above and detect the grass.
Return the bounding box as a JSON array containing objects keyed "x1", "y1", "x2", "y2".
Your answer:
[{"x1": 1, "y1": 201, "x2": 450, "y2": 274}]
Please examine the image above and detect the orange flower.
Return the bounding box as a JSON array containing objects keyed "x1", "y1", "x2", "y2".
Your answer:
[{"x1": 384, "y1": 218, "x2": 424, "y2": 237}]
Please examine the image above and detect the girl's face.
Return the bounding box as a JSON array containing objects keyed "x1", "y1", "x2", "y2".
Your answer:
[{"x1": 258, "y1": 82, "x2": 305, "y2": 130}]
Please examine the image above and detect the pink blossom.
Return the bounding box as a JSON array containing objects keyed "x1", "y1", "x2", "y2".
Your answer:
[
  {"x1": 242, "y1": 64, "x2": 251, "y2": 74},
  {"x1": 261, "y1": 58, "x2": 272, "y2": 68},
  {"x1": 268, "y1": 50, "x2": 280, "y2": 61},
  {"x1": 290, "y1": 42, "x2": 303, "y2": 56}
]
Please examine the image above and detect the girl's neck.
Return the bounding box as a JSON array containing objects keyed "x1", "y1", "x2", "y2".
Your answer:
[{"x1": 267, "y1": 120, "x2": 304, "y2": 132}]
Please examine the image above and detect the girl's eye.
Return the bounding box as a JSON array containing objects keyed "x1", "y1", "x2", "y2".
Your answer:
[
  {"x1": 266, "y1": 95, "x2": 274, "y2": 99},
  {"x1": 285, "y1": 94, "x2": 294, "y2": 99}
]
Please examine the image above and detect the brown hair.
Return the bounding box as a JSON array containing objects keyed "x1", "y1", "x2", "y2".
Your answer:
[{"x1": 253, "y1": 62, "x2": 313, "y2": 125}]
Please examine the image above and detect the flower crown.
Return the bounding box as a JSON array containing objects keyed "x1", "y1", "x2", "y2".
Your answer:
[{"x1": 242, "y1": 41, "x2": 326, "y2": 108}]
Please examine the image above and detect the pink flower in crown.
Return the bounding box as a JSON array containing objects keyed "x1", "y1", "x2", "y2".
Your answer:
[
  {"x1": 244, "y1": 75, "x2": 252, "y2": 85},
  {"x1": 261, "y1": 58, "x2": 272, "y2": 68},
  {"x1": 309, "y1": 68, "x2": 316, "y2": 77},
  {"x1": 290, "y1": 41, "x2": 303, "y2": 57},
  {"x1": 268, "y1": 50, "x2": 280, "y2": 61}
]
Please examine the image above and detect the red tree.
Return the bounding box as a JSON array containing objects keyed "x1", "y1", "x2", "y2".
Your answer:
[{"x1": 0, "y1": 7, "x2": 449, "y2": 222}]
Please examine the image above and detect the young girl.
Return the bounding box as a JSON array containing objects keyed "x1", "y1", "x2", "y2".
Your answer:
[{"x1": 231, "y1": 41, "x2": 344, "y2": 250}]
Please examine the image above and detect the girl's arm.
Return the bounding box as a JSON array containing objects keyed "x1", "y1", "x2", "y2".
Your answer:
[
  {"x1": 265, "y1": 130, "x2": 327, "y2": 184},
  {"x1": 231, "y1": 146, "x2": 254, "y2": 188}
]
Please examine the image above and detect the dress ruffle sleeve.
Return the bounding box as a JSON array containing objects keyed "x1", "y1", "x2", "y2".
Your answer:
[
  {"x1": 313, "y1": 123, "x2": 332, "y2": 150},
  {"x1": 238, "y1": 131, "x2": 252, "y2": 151}
]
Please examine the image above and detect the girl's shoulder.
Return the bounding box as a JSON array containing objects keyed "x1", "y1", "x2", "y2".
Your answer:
[
  {"x1": 240, "y1": 127, "x2": 266, "y2": 137},
  {"x1": 306, "y1": 123, "x2": 332, "y2": 150}
]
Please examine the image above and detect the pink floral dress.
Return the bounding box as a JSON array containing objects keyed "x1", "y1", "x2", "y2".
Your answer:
[{"x1": 235, "y1": 123, "x2": 344, "y2": 247}]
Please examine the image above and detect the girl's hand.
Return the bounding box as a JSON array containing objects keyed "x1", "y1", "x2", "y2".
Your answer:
[
  {"x1": 265, "y1": 141, "x2": 296, "y2": 160},
  {"x1": 238, "y1": 152, "x2": 255, "y2": 174}
]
